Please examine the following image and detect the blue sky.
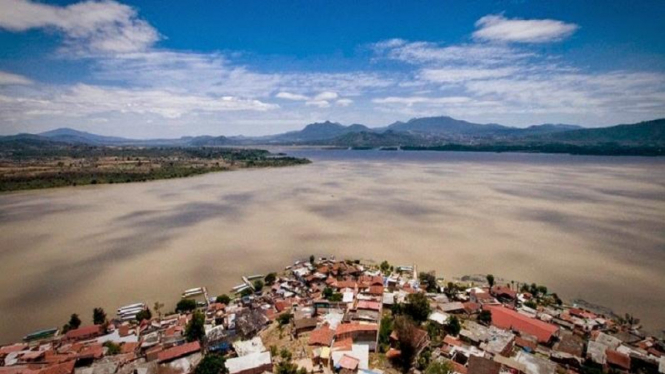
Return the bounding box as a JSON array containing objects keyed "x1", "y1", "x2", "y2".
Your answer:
[{"x1": 0, "y1": 0, "x2": 664, "y2": 138}]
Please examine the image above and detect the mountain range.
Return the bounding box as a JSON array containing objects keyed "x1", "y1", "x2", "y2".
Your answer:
[{"x1": 2, "y1": 116, "x2": 664, "y2": 150}]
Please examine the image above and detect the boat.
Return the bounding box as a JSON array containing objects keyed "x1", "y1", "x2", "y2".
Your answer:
[
  {"x1": 117, "y1": 303, "x2": 145, "y2": 314},
  {"x1": 23, "y1": 327, "x2": 58, "y2": 342},
  {"x1": 182, "y1": 287, "x2": 204, "y2": 298}
]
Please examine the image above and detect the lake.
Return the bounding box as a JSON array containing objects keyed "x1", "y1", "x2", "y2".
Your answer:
[{"x1": 0, "y1": 150, "x2": 663, "y2": 342}]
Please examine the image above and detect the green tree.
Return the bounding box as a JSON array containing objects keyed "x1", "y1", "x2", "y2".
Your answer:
[
  {"x1": 403, "y1": 293, "x2": 431, "y2": 323},
  {"x1": 277, "y1": 313, "x2": 293, "y2": 327},
  {"x1": 537, "y1": 285, "x2": 548, "y2": 296},
  {"x1": 186, "y1": 310, "x2": 206, "y2": 342},
  {"x1": 419, "y1": 272, "x2": 437, "y2": 293},
  {"x1": 486, "y1": 274, "x2": 495, "y2": 290},
  {"x1": 67, "y1": 313, "x2": 81, "y2": 330},
  {"x1": 176, "y1": 299, "x2": 198, "y2": 313},
  {"x1": 322, "y1": 287, "x2": 334, "y2": 299},
  {"x1": 378, "y1": 315, "x2": 394, "y2": 352},
  {"x1": 446, "y1": 316, "x2": 461, "y2": 336},
  {"x1": 240, "y1": 288, "x2": 253, "y2": 297},
  {"x1": 524, "y1": 300, "x2": 537, "y2": 309},
  {"x1": 264, "y1": 273, "x2": 277, "y2": 285},
  {"x1": 425, "y1": 360, "x2": 454, "y2": 374},
  {"x1": 280, "y1": 347, "x2": 292, "y2": 361},
  {"x1": 216, "y1": 294, "x2": 231, "y2": 305},
  {"x1": 93, "y1": 307, "x2": 106, "y2": 325},
  {"x1": 195, "y1": 353, "x2": 227, "y2": 374},
  {"x1": 309, "y1": 255, "x2": 315, "y2": 264},
  {"x1": 136, "y1": 308, "x2": 152, "y2": 322},
  {"x1": 393, "y1": 316, "x2": 419, "y2": 371},
  {"x1": 478, "y1": 310, "x2": 492, "y2": 325},
  {"x1": 328, "y1": 293, "x2": 343, "y2": 302},
  {"x1": 380, "y1": 260, "x2": 391, "y2": 274},
  {"x1": 103, "y1": 341, "x2": 121, "y2": 355},
  {"x1": 253, "y1": 280, "x2": 264, "y2": 292}
]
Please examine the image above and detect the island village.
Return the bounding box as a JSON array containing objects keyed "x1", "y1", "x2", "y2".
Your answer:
[{"x1": 1, "y1": 257, "x2": 664, "y2": 374}]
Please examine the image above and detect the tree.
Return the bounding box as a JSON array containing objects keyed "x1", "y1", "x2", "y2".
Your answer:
[
  {"x1": 378, "y1": 315, "x2": 394, "y2": 352},
  {"x1": 486, "y1": 274, "x2": 495, "y2": 290},
  {"x1": 195, "y1": 353, "x2": 227, "y2": 374},
  {"x1": 328, "y1": 293, "x2": 343, "y2": 302},
  {"x1": 277, "y1": 313, "x2": 293, "y2": 327},
  {"x1": 93, "y1": 307, "x2": 106, "y2": 325},
  {"x1": 264, "y1": 273, "x2": 277, "y2": 285},
  {"x1": 64, "y1": 314, "x2": 81, "y2": 331},
  {"x1": 253, "y1": 280, "x2": 264, "y2": 292},
  {"x1": 537, "y1": 285, "x2": 548, "y2": 296},
  {"x1": 380, "y1": 260, "x2": 391, "y2": 274},
  {"x1": 279, "y1": 347, "x2": 292, "y2": 361},
  {"x1": 136, "y1": 308, "x2": 152, "y2": 322},
  {"x1": 240, "y1": 288, "x2": 253, "y2": 297},
  {"x1": 154, "y1": 301, "x2": 165, "y2": 321},
  {"x1": 403, "y1": 293, "x2": 431, "y2": 323},
  {"x1": 186, "y1": 310, "x2": 206, "y2": 342},
  {"x1": 524, "y1": 300, "x2": 537, "y2": 309},
  {"x1": 309, "y1": 255, "x2": 315, "y2": 264},
  {"x1": 445, "y1": 282, "x2": 456, "y2": 298},
  {"x1": 419, "y1": 272, "x2": 437, "y2": 293},
  {"x1": 216, "y1": 294, "x2": 231, "y2": 305},
  {"x1": 322, "y1": 287, "x2": 334, "y2": 299},
  {"x1": 425, "y1": 360, "x2": 454, "y2": 374},
  {"x1": 446, "y1": 316, "x2": 461, "y2": 336},
  {"x1": 103, "y1": 341, "x2": 121, "y2": 355},
  {"x1": 478, "y1": 310, "x2": 492, "y2": 325},
  {"x1": 393, "y1": 316, "x2": 419, "y2": 371},
  {"x1": 176, "y1": 299, "x2": 197, "y2": 313}
]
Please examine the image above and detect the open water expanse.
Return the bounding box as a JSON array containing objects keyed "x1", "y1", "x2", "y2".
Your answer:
[{"x1": 0, "y1": 150, "x2": 664, "y2": 342}]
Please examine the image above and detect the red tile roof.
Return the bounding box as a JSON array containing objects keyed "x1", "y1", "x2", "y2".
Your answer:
[
  {"x1": 606, "y1": 350, "x2": 631, "y2": 370},
  {"x1": 491, "y1": 286, "x2": 517, "y2": 299},
  {"x1": 356, "y1": 301, "x2": 381, "y2": 311},
  {"x1": 368, "y1": 285, "x2": 384, "y2": 295},
  {"x1": 443, "y1": 335, "x2": 462, "y2": 347},
  {"x1": 334, "y1": 323, "x2": 378, "y2": 337},
  {"x1": 0, "y1": 344, "x2": 27, "y2": 355},
  {"x1": 64, "y1": 325, "x2": 102, "y2": 341},
  {"x1": 309, "y1": 326, "x2": 335, "y2": 346},
  {"x1": 486, "y1": 306, "x2": 558, "y2": 343},
  {"x1": 157, "y1": 341, "x2": 201, "y2": 363},
  {"x1": 338, "y1": 354, "x2": 359, "y2": 370},
  {"x1": 37, "y1": 361, "x2": 75, "y2": 374}
]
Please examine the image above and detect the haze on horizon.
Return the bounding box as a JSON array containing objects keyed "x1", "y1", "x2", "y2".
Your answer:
[{"x1": 0, "y1": 0, "x2": 664, "y2": 138}]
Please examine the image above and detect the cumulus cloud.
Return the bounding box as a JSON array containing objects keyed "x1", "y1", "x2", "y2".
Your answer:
[
  {"x1": 275, "y1": 92, "x2": 309, "y2": 101},
  {"x1": 336, "y1": 99, "x2": 354, "y2": 107},
  {"x1": 0, "y1": 0, "x2": 160, "y2": 53},
  {"x1": 473, "y1": 14, "x2": 578, "y2": 43},
  {"x1": 0, "y1": 71, "x2": 33, "y2": 85},
  {"x1": 419, "y1": 67, "x2": 518, "y2": 83},
  {"x1": 0, "y1": 84, "x2": 277, "y2": 120}
]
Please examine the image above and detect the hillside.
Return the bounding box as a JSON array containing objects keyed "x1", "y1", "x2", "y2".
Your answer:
[{"x1": 535, "y1": 119, "x2": 665, "y2": 144}]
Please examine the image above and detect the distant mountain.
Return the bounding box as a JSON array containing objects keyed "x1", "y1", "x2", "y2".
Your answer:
[
  {"x1": 534, "y1": 118, "x2": 665, "y2": 144},
  {"x1": 187, "y1": 135, "x2": 235, "y2": 146},
  {"x1": 269, "y1": 121, "x2": 371, "y2": 142},
  {"x1": 320, "y1": 130, "x2": 422, "y2": 147},
  {"x1": 39, "y1": 128, "x2": 133, "y2": 145},
  {"x1": 386, "y1": 116, "x2": 508, "y2": 135},
  {"x1": 2, "y1": 116, "x2": 663, "y2": 153}
]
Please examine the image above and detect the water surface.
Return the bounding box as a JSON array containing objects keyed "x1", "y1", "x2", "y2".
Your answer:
[{"x1": 0, "y1": 150, "x2": 663, "y2": 342}]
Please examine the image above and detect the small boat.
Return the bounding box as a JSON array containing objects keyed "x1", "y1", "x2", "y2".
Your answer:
[{"x1": 117, "y1": 303, "x2": 145, "y2": 314}]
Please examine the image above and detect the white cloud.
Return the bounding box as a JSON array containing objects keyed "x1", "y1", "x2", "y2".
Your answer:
[
  {"x1": 336, "y1": 98, "x2": 354, "y2": 107},
  {"x1": 0, "y1": 0, "x2": 160, "y2": 53},
  {"x1": 313, "y1": 91, "x2": 339, "y2": 101},
  {"x1": 372, "y1": 39, "x2": 532, "y2": 66},
  {"x1": 275, "y1": 92, "x2": 309, "y2": 101},
  {"x1": 0, "y1": 84, "x2": 278, "y2": 120},
  {"x1": 0, "y1": 71, "x2": 33, "y2": 85},
  {"x1": 373, "y1": 96, "x2": 472, "y2": 106},
  {"x1": 305, "y1": 100, "x2": 331, "y2": 108},
  {"x1": 473, "y1": 14, "x2": 578, "y2": 43},
  {"x1": 419, "y1": 67, "x2": 518, "y2": 83}
]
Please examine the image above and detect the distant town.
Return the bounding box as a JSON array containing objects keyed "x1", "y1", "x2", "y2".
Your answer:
[{"x1": 1, "y1": 257, "x2": 663, "y2": 374}]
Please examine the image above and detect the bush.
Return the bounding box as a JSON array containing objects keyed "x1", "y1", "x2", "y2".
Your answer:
[
  {"x1": 216, "y1": 294, "x2": 231, "y2": 304},
  {"x1": 195, "y1": 353, "x2": 227, "y2": 374},
  {"x1": 277, "y1": 313, "x2": 293, "y2": 327},
  {"x1": 176, "y1": 299, "x2": 198, "y2": 313},
  {"x1": 186, "y1": 311, "x2": 206, "y2": 342},
  {"x1": 103, "y1": 341, "x2": 121, "y2": 355}
]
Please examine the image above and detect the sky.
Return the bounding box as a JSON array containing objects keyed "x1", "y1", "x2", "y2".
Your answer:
[{"x1": 0, "y1": 0, "x2": 664, "y2": 138}]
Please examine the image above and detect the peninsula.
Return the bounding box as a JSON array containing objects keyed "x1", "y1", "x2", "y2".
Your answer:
[{"x1": 3, "y1": 257, "x2": 662, "y2": 374}]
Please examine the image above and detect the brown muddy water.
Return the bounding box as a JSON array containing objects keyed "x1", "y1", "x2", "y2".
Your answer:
[{"x1": 0, "y1": 150, "x2": 663, "y2": 342}]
